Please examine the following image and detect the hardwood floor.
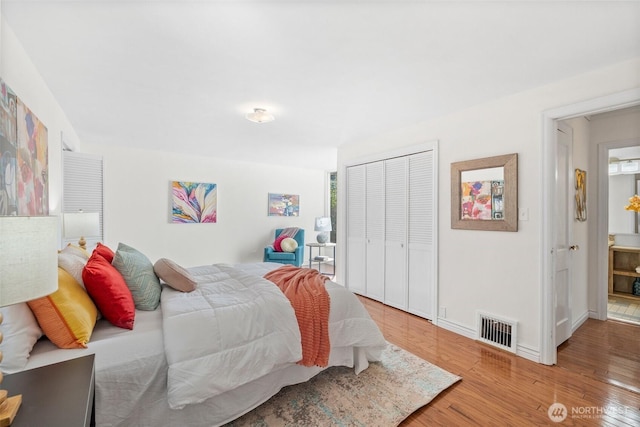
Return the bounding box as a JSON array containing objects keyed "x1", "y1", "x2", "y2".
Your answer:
[
  {"x1": 358, "y1": 296, "x2": 640, "y2": 426},
  {"x1": 557, "y1": 318, "x2": 640, "y2": 395}
]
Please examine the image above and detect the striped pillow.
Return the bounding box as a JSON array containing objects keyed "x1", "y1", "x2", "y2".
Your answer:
[
  {"x1": 27, "y1": 268, "x2": 98, "y2": 349},
  {"x1": 112, "y1": 243, "x2": 161, "y2": 311}
]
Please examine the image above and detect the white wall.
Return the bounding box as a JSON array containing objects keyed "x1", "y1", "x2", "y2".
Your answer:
[
  {"x1": 609, "y1": 174, "x2": 636, "y2": 234},
  {"x1": 337, "y1": 58, "x2": 640, "y2": 360},
  {"x1": 83, "y1": 142, "x2": 327, "y2": 268},
  {"x1": 2, "y1": 18, "x2": 329, "y2": 265},
  {"x1": 1, "y1": 18, "x2": 82, "y2": 227},
  {"x1": 592, "y1": 108, "x2": 640, "y2": 235}
]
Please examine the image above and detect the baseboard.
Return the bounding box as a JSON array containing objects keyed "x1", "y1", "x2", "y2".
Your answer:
[
  {"x1": 436, "y1": 317, "x2": 476, "y2": 339},
  {"x1": 572, "y1": 310, "x2": 590, "y2": 333},
  {"x1": 515, "y1": 344, "x2": 541, "y2": 363}
]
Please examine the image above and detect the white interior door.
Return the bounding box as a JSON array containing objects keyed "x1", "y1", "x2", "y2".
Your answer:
[
  {"x1": 555, "y1": 122, "x2": 573, "y2": 346},
  {"x1": 365, "y1": 161, "x2": 385, "y2": 301},
  {"x1": 346, "y1": 165, "x2": 366, "y2": 295},
  {"x1": 384, "y1": 157, "x2": 407, "y2": 309},
  {"x1": 407, "y1": 151, "x2": 435, "y2": 319}
]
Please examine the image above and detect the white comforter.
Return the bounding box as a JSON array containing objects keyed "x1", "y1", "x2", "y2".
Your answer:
[{"x1": 161, "y1": 264, "x2": 302, "y2": 409}]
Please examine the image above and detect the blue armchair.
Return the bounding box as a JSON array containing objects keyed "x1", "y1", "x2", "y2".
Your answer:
[{"x1": 263, "y1": 228, "x2": 305, "y2": 267}]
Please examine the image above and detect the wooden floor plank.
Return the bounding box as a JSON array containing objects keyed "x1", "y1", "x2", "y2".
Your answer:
[{"x1": 357, "y1": 296, "x2": 640, "y2": 426}]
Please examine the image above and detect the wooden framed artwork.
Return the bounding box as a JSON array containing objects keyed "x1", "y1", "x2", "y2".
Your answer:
[{"x1": 451, "y1": 153, "x2": 518, "y2": 232}]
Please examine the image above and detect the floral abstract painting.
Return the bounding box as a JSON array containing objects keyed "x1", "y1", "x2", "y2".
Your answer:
[
  {"x1": 172, "y1": 181, "x2": 217, "y2": 223},
  {"x1": 1, "y1": 79, "x2": 49, "y2": 216},
  {"x1": 268, "y1": 193, "x2": 299, "y2": 216},
  {"x1": 16, "y1": 98, "x2": 49, "y2": 216},
  {"x1": 460, "y1": 180, "x2": 504, "y2": 220}
]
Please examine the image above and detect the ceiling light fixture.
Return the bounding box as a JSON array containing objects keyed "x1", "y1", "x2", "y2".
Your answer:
[{"x1": 246, "y1": 108, "x2": 274, "y2": 124}]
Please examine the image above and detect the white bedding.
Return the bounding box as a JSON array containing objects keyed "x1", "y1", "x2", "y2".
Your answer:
[
  {"x1": 162, "y1": 264, "x2": 303, "y2": 409},
  {"x1": 22, "y1": 262, "x2": 387, "y2": 427}
]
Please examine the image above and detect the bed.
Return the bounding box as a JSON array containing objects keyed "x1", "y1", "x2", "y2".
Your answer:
[{"x1": 5, "y1": 260, "x2": 387, "y2": 427}]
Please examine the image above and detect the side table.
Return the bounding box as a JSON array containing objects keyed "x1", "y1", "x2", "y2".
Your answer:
[
  {"x1": 306, "y1": 242, "x2": 336, "y2": 276},
  {"x1": 3, "y1": 354, "x2": 95, "y2": 427}
]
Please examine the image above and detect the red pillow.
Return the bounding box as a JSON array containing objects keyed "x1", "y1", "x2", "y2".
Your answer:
[
  {"x1": 95, "y1": 242, "x2": 115, "y2": 263},
  {"x1": 273, "y1": 235, "x2": 287, "y2": 252},
  {"x1": 82, "y1": 252, "x2": 135, "y2": 329}
]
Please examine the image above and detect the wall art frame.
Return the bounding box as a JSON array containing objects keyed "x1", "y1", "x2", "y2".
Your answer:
[
  {"x1": 268, "y1": 193, "x2": 299, "y2": 217},
  {"x1": 171, "y1": 181, "x2": 217, "y2": 223},
  {"x1": 451, "y1": 153, "x2": 518, "y2": 232},
  {"x1": 575, "y1": 168, "x2": 586, "y2": 222}
]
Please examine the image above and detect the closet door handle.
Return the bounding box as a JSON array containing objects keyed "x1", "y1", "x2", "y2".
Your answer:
[{"x1": 569, "y1": 245, "x2": 579, "y2": 251}]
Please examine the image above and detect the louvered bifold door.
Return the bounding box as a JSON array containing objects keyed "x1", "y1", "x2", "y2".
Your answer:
[
  {"x1": 365, "y1": 161, "x2": 385, "y2": 302},
  {"x1": 407, "y1": 151, "x2": 434, "y2": 319},
  {"x1": 384, "y1": 156, "x2": 408, "y2": 310},
  {"x1": 346, "y1": 165, "x2": 366, "y2": 295},
  {"x1": 63, "y1": 151, "x2": 104, "y2": 247}
]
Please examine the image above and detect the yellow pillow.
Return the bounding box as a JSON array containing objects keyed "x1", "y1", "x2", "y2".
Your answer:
[{"x1": 28, "y1": 268, "x2": 98, "y2": 349}]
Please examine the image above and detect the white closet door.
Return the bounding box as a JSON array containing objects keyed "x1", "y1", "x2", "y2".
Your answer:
[
  {"x1": 407, "y1": 151, "x2": 434, "y2": 319},
  {"x1": 384, "y1": 157, "x2": 407, "y2": 309},
  {"x1": 346, "y1": 165, "x2": 366, "y2": 295},
  {"x1": 365, "y1": 161, "x2": 385, "y2": 301}
]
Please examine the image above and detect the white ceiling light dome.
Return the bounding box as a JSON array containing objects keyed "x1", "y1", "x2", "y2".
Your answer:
[{"x1": 246, "y1": 108, "x2": 274, "y2": 124}]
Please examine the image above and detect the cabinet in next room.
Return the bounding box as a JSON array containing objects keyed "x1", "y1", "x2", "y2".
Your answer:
[{"x1": 608, "y1": 245, "x2": 640, "y2": 301}]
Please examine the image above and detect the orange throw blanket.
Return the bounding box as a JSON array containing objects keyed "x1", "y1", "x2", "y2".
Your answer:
[{"x1": 264, "y1": 265, "x2": 331, "y2": 367}]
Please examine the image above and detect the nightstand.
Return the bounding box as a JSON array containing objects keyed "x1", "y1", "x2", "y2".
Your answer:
[
  {"x1": 306, "y1": 242, "x2": 336, "y2": 276},
  {"x1": 3, "y1": 354, "x2": 95, "y2": 427}
]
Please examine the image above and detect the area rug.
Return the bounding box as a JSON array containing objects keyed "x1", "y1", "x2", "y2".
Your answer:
[{"x1": 226, "y1": 344, "x2": 461, "y2": 426}]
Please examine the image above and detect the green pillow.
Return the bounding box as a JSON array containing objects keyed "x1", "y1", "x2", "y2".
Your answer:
[{"x1": 112, "y1": 243, "x2": 161, "y2": 311}]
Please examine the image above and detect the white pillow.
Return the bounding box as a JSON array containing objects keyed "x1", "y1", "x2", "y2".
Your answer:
[
  {"x1": 281, "y1": 237, "x2": 298, "y2": 253},
  {"x1": 0, "y1": 303, "x2": 43, "y2": 373},
  {"x1": 58, "y1": 252, "x2": 88, "y2": 289}
]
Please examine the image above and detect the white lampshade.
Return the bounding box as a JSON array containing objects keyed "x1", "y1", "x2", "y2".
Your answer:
[
  {"x1": 0, "y1": 216, "x2": 59, "y2": 307},
  {"x1": 314, "y1": 217, "x2": 332, "y2": 232}
]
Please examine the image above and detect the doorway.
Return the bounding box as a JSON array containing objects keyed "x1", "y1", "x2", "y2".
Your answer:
[
  {"x1": 541, "y1": 88, "x2": 640, "y2": 365},
  {"x1": 607, "y1": 143, "x2": 640, "y2": 325},
  {"x1": 552, "y1": 99, "x2": 640, "y2": 394}
]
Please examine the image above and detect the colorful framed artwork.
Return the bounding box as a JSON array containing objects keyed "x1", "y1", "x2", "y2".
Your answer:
[
  {"x1": 172, "y1": 181, "x2": 217, "y2": 223},
  {"x1": 1, "y1": 79, "x2": 49, "y2": 216},
  {"x1": 268, "y1": 193, "x2": 299, "y2": 217},
  {"x1": 575, "y1": 168, "x2": 586, "y2": 222},
  {"x1": 451, "y1": 153, "x2": 518, "y2": 231},
  {"x1": 0, "y1": 79, "x2": 18, "y2": 216},
  {"x1": 16, "y1": 98, "x2": 49, "y2": 216}
]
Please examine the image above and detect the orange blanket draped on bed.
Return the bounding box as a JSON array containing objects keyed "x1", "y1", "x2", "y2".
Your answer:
[{"x1": 264, "y1": 265, "x2": 331, "y2": 367}]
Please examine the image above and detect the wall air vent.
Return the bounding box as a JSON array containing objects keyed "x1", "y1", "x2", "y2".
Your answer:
[{"x1": 476, "y1": 311, "x2": 517, "y2": 353}]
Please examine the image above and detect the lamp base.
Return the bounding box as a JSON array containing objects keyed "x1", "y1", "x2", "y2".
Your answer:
[
  {"x1": 316, "y1": 233, "x2": 329, "y2": 244},
  {"x1": 0, "y1": 392, "x2": 22, "y2": 427}
]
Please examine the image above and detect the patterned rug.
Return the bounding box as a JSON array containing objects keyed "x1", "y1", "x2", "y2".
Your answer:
[{"x1": 226, "y1": 344, "x2": 461, "y2": 426}]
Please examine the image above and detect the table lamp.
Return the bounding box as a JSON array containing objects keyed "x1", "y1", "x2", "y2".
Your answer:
[
  {"x1": 0, "y1": 216, "x2": 58, "y2": 426},
  {"x1": 314, "y1": 217, "x2": 332, "y2": 243},
  {"x1": 63, "y1": 211, "x2": 100, "y2": 250}
]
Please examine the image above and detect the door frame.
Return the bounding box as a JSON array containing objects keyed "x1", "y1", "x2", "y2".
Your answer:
[{"x1": 541, "y1": 88, "x2": 640, "y2": 365}]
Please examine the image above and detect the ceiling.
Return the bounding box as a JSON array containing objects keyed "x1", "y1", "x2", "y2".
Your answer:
[{"x1": 2, "y1": 1, "x2": 640, "y2": 170}]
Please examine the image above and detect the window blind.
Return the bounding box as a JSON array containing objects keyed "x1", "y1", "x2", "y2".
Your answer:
[{"x1": 62, "y1": 151, "x2": 104, "y2": 245}]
